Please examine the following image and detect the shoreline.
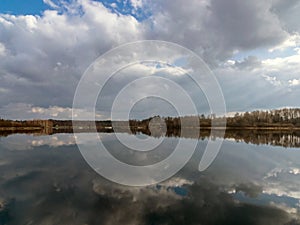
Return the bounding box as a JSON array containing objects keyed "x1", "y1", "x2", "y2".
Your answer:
[
  {"x1": 0, "y1": 126, "x2": 300, "y2": 131},
  {"x1": 0, "y1": 127, "x2": 42, "y2": 131}
]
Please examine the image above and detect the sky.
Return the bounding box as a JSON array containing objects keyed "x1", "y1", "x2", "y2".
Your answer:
[{"x1": 0, "y1": 0, "x2": 300, "y2": 120}]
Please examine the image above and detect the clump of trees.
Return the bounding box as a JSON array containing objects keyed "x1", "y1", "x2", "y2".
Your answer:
[
  {"x1": 128, "y1": 108, "x2": 300, "y2": 130},
  {"x1": 0, "y1": 119, "x2": 30, "y2": 127},
  {"x1": 227, "y1": 108, "x2": 300, "y2": 127}
]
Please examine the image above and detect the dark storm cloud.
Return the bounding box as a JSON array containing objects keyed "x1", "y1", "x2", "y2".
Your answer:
[
  {"x1": 146, "y1": 0, "x2": 288, "y2": 61},
  {"x1": 208, "y1": 0, "x2": 287, "y2": 55},
  {"x1": 271, "y1": 0, "x2": 300, "y2": 33}
]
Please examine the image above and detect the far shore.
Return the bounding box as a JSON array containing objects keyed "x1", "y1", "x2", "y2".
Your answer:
[{"x1": 0, "y1": 127, "x2": 43, "y2": 131}]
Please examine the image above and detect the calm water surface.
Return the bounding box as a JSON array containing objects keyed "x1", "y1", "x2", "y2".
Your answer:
[{"x1": 0, "y1": 133, "x2": 300, "y2": 225}]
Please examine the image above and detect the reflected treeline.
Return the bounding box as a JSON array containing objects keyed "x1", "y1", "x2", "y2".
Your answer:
[
  {"x1": 140, "y1": 127, "x2": 300, "y2": 148},
  {"x1": 1, "y1": 126, "x2": 300, "y2": 148}
]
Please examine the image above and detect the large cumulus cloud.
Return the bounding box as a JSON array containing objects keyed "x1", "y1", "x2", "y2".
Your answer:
[{"x1": 0, "y1": 0, "x2": 144, "y2": 113}]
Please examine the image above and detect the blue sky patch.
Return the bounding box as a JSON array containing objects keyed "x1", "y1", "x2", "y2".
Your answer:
[
  {"x1": 0, "y1": 0, "x2": 49, "y2": 15},
  {"x1": 0, "y1": 0, "x2": 151, "y2": 21}
]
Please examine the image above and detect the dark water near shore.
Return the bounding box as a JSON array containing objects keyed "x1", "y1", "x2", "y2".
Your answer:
[{"x1": 0, "y1": 133, "x2": 300, "y2": 225}]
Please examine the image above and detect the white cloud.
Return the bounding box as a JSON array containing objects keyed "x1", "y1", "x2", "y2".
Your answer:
[
  {"x1": 215, "y1": 50, "x2": 300, "y2": 111},
  {"x1": 0, "y1": 103, "x2": 103, "y2": 120},
  {"x1": 0, "y1": 0, "x2": 143, "y2": 113},
  {"x1": 289, "y1": 79, "x2": 300, "y2": 87},
  {"x1": 43, "y1": 0, "x2": 59, "y2": 9},
  {"x1": 130, "y1": 0, "x2": 143, "y2": 10},
  {"x1": 0, "y1": 134, "x2": 77, "y2": 150},
  {"x1": 262, "y1": 74, "x2": 282, "y2": 87},
  {"x1": 262, "y1": 50, "x2": 300, "y2": 69},
  {"x1": 121, "y1": 62, "x2": 193, "y2": 77},
  {"x1": 260, "y1": 52, "x2": 300, "y2": 89},
  {"x1": 110, "y1": 3, "x2": 117, "y2": 8},
  {"x1": 263, "y1": 182, "x2": 300, "y2": 200},
  {"x1": 289, "y1": 168, "x2": 300, "y2": 175},
  {"x1": 260, "y1": 166, "x2": 300, "y2": 204},
  {"x1": 160, "y1": 177, "x2": 193, "y2": 187},
  {"x1": 269, "y1": 33, "x2": 300, "y2": 52}
]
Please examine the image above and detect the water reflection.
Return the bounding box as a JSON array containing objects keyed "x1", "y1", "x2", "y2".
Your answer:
[
  {"x1": 1, "y1": 127, "x2": 300, "y2": 148},
  {"x1": 0, "y1": 133, "x2": 300, "y2": 224}
]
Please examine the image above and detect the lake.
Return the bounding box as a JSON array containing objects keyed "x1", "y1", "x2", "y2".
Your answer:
[{"x1": 0, "y1": 132, "x2": 300, "y2": 225}]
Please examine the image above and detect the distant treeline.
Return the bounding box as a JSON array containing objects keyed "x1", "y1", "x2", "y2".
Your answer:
[
  {"x1": 1, "y1": 108, "x2": 300, "y2": 129},
  {"x1": 0, "y1": 119, "x2": 42, "y2": 127},
  {"x1": 129, "y1": 108, "x2": 300, "y2": 129},
  {"x1": 226, "y1": 108, "x2": 300, "y2": 127}
]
